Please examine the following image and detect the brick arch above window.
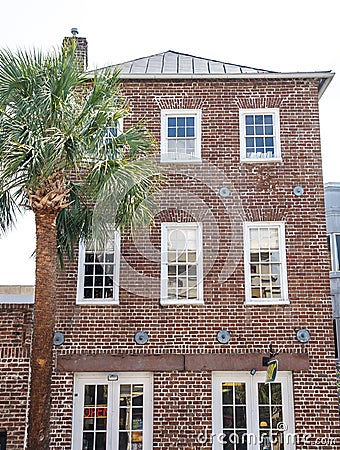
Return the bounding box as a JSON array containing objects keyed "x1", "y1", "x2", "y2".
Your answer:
[
  {"x1": 235, "y1": 96, "x2": 284, "y2": 109},
  {"x1": 154, "y1": 95, "x2": 206, "y2": 110},
  {"x1": 242, "y1": 207, "x2": 286, "y2": 223}
]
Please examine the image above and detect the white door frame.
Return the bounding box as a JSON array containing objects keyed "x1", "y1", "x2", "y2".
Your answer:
[
  {"x1": 212, "y1": 371, "x2": 295, "y2": 450},
  {"x1": 72, "y1": 372, "x2": 153, "y2": 450}
]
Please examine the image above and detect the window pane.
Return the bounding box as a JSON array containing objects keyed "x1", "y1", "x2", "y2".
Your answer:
[
  {"x1": 177, "y1": 127, "x2": 185, "y2": 137},
  {"x1": 186, "y1": 117, "x2": 195, "y2": 126},
  {"x1": 245, "y1": 115, "x2": 254, "y2": 125},
  {"x1": 264, "y1": 115, "x2": 273, "y2": 124},
  {"x1": 186, "y1": 127, "x2": 195, "y2": 137},
  {"x1": 246, "y1": 125, "x2": 254, "y2": 135},
  {"x1": 222, "y1": 383, "x2": 233, "y2": 404}
]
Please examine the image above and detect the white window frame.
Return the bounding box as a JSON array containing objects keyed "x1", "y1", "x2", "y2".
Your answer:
[
  {"x1": 161, "y1": 222, "x2": 204, "y2": 305},
  {"x1": 76, "y1": 230, "x2": 121, "y2": 305},
  {"x1": 72, "y1": 372, "x2": 153, "y2": 450},
  {"x1": 328, "y1": 233, "x2": 340, "y2": 272},
  {"x1": 212, "y1": 371, "x2": 295, "y2": 450},
  {"x1": 243, "y1": 222, "x2": 288, "y2": 305},
  {"x1": 239, "y1": 108, "x2": 281, "y2": 162},
  {"x1": 160, "y1": 109, "x2": 202, "y2": 162}
]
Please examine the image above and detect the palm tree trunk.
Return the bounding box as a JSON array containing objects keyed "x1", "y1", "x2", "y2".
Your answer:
[{"x1": 27, "y1": 210, "x2": 58, "y2": 450}]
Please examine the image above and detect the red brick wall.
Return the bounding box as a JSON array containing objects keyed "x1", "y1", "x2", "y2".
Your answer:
[{"x1": 0, "y1": 304, "x2": 32, "y2": 449}]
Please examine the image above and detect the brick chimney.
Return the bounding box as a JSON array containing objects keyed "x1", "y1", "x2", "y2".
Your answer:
[{"x1": 62, "y1": 28, "x2": 88, "y2": 71}]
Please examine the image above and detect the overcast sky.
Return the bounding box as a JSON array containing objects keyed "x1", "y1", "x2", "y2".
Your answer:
[{"x1": 0, "y1": 0, "x2": 338, "y2": 284}]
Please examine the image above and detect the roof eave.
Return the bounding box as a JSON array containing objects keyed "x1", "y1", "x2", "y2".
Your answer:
[{"x1": 85, "y1": 70, "x2": 334, "y2": 100}]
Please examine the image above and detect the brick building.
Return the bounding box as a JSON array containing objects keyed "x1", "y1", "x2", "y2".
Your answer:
[{"x1": 1, "y1": 38, "x2": 339, "y2": 449}]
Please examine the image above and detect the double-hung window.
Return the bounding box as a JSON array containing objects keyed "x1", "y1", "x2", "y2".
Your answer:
[
  {"x1": 161, "y1": 109, "x2": 201, "y2": 162},
  {"x1": 239, "y1": 109, "x2": 281, "y2": 161},
  {"x1": 161, "y1": 223, "x2": 203, "y2": 305},
  {"x1": 212, "y1": 371, "x2": 295, "y2": 450},
  {"x1": 243, "y1": 222, "x2": 288, "y2": 304},
  {"x1": 72, "y1": 372, "x2": 153, "y2": 450},
  {"x1": 328, "y1": 233, "x2": 340, "y2": 272},
  {"x1": 77, "y1": 231, "x2": 120, "y2": 305}
]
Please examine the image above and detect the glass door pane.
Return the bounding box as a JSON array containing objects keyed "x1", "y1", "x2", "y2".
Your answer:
[
  {"x1": 221, "y1": 382, "x2": 247, "y2": 450},
  {"x1": 257, "y1": 383, "x2": 284, "y2": 450},
  {"x1": 119, "y1": 384, "x2": 144, "y2": 450},
  {"x1": 82, "y1": 384, "x2": 108, "y2": 450}
]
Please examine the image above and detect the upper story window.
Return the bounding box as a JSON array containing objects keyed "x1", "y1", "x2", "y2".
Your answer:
[
  {"x1": 103, "y1": 118, "x2": 123, "y2": 156},
  {"x1": 239, "y1": 108, "x2": 281, "y2": 162},
  {"x1": 243, "y1": 222, "x2": 288, "y2": 305},
  {"x1": 328, "y1": 233, "x2": 340, "y2": 272},
  {"x1": 161, "y1": 223, "x2": 203, "y2": 305},
  {"x1": 161, "y1": 109, "x2": 201, "y2": 162},
  {"x1": 77, "y1": 231, "x2": 120, "y2": 305}
]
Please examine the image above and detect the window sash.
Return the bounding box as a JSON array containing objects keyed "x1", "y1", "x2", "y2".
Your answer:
[
  {"x1": 244, "y1": 222, "x2": 288, "y2": 304},
  {"x1": 161, "y1": 109, "x2": 201, "y2": 162},
  {"x1": 77, "y1": 231, "x2": 120, "y2": 304},
  {"x1": 161, "y1": 223, "x2": 203, "y2": 304},
  {"x1": 240, "y1": 108, "x2": 281, "y2": 161}
]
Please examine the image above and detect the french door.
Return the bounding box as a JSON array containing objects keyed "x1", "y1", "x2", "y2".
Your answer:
[
  {"x1": 212, "y1": 371, "x2": 295, "y2": 450},
  {"x1": 72, "y1": 372, "x2": 152, "y2": 450}
]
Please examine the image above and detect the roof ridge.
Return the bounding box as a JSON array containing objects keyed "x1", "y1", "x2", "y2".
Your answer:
[
  {"x1": 96, "y1": 50, "x2": 272, "y2": 73},
  {"x1": 160, "y1": 50, "x2": 273, "y2": 73}
]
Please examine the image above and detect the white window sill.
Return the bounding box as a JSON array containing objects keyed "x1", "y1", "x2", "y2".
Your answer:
[
  {"x1": 245, "y1": 299, "x2": 290, "y2": 306},
  {"x1": 160, "y1": 156, "x2": 202, "y2": 163},
  {"x1": 160, "y1": 298, "x2": 204, "y2": 306},
  {"x1": 76, "y1": 299, "x2": 119, "y2": 306},
  {"x1": 240, "y1": 157, "x2": 282, "y2": 163}
]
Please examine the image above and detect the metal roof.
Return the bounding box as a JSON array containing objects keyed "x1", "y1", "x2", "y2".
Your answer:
[
  {"x1": 91, "y1": 50, "x2": 334, "y2": 99},
  {"x1": 110, "y1": 50, "x2": 270, "y2": 76}
]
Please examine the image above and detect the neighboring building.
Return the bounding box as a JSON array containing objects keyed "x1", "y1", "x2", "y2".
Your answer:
[
  {"x1": 1, "y1": 37, "x2": 340, "y2": 449},
  {"x1": 325, "y1": 182, "x2": 340, "y2": 358}
]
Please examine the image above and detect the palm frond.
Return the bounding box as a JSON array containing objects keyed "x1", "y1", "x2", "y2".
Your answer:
[{"x1": 0, "y1": 43, "x2": 161, "y2": 264}]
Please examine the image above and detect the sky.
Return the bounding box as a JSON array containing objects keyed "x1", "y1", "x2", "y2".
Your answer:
[{"x1": 0, "y1": 0, "x2": 338, "y2": 285}]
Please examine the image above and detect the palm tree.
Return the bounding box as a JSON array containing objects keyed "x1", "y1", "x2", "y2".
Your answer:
[{"x1": 0, "y1": 43, "x2": 159, "y2": 450}]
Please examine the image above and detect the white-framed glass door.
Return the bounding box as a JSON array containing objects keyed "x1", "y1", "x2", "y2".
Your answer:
[
  {"x1": 212, "y1": 371, "x2": 295, "y2": 450},
  {"x1": 72, "y1": 372, "x2": 153, "y2": 450}
]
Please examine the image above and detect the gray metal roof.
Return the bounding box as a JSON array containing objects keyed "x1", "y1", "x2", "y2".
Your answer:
[
  {"x1": 108, "y1": 50, "x2": 271, "y2": 76},
  {"x1": 90, "y1": 50, "x2": 333, "y2": 99}
]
